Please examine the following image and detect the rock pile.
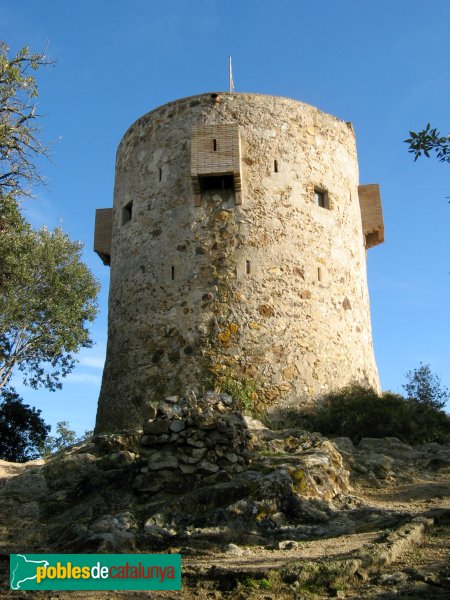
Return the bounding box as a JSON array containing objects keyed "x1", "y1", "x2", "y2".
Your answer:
[{"x1": 134, "y1": 391, "x2": 252, "y2": 494}]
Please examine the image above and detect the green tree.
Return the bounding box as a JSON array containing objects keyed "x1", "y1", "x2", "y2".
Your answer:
[
  {"x1": 0, "y1": 195, "x2": 26, "y2": 287},
  {"x1": 405, "y1": 123, "x2": 450, "y2": 164},
  {"x1": 0, "y1": 42, "x2": 98, "y2": 461},
  {"x1": 0, "y1": 42, "x2": 50, "y2": 201},
  {"x1": 0, "y1": 225, "x2": 99, "y2": 391},
  {"x1": 0, "y1": 42, "x2": 100, "y2": 460},
  {"x1": 1, "y1": 42, "x2": 51, "y2": 287},
  {"x1": 0, "y1": 387, "x2": 50, "y2": 462},
  {"x1": 403, "y1": 363, "x2": 449, "y2": 410},
  {"x1": 43, "y1": 420, "x2": 79, "y2": 456},
  {"x1": 0, "y1": 41, "x2": 99, "y2": 393}
]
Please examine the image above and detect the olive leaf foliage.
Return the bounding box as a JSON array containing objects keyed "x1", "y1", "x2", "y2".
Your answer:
[
  {"x1": 405, "y1": 123, "x2": 450, "y2": 164},
  {"x1": 0, "y1": 42, "x2": 51, "y2": 200},
  {"x1": 0, "y1": 42, "x2": 99, "y2": 392},
  {"x1": 0, "y1": 224, "x2": 99, "y2": 391}
]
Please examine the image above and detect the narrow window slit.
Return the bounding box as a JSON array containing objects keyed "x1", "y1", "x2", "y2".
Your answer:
[
  {"x1": 274, "y1": 159, "x2": 278, "y2": 173},
  {"x1": 213, "y1": 139, "x2": 217, "y2": 151},
  {"x1": 317, "y1": 267, "x2": 322, "y2": 282},
  {"x1": 159, "y1": 167, "x2": 162, "y2": 181},
  {"x1": 246, "y1": 260, "x2": 251, "y2": 275},
  {"x1": 122, "y1": 201, "x2": 133, "y2": 225},
  {"x1": 171, "y1": 266, "x2": 175, "y2": 280}
]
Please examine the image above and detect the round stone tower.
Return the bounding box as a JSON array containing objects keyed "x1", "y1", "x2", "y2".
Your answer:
[{"x1": 94, "y1": 92, "x2": 384, "y2": 433}]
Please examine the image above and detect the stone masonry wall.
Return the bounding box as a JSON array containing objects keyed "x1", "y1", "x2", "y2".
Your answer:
[
  {"x1": 95, "y1": 92, "x2": 381, "y2": 433},
  {"x1": 134, "y1": 391, "x2": 252, "y2": 495}
]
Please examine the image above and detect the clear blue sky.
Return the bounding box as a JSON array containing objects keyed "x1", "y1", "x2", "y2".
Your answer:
[{"x1": 2, "y1": 0, "x2": 450, "y2": 434}]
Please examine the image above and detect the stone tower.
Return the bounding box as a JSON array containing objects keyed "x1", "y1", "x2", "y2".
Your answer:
[{"x1": 94, "y1": 92, "x2": 384, "y2": 433}]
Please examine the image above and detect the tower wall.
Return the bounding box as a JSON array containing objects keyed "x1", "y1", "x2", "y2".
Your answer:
[{"x1": 95, "y1": 92, "x2": 381, "y2": 433}]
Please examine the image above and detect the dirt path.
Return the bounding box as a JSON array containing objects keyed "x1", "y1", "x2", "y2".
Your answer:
[
  {"x1": 338, "y1": 475, "x2": 450, "y2": 599},
  {"x1": 344, "y1": 515, "x2": 450, "y2": 599},
  {"x1": 357, "y1": 473, "x2": 450, "y2": 509}
]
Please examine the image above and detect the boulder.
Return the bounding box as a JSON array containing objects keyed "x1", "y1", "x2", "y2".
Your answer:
[
  {"x1": 148, "y1": 450, "x2": 179, "y2": 471},
  {"x1": 358, "y1": 438, "x2": 413, "y2": 462}
]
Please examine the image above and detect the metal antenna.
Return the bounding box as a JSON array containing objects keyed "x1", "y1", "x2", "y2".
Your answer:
[{"x1": 229, "y1": 56, "x2": 234, "y2": 92}]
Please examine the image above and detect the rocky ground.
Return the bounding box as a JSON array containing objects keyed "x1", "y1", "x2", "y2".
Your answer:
[{"x1": 0, "y1": 393, "x2": 449, "y2": 599}]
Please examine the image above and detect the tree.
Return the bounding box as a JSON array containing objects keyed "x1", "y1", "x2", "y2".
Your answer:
[
  {"x1": 0, "y1": 42, "x2": 100, "y2": 459},
  {"x1": 1, "y1": 42, "x2": 50, "y2": 286},
  {"x1": 403, "y1": 363, "x2": 449, "y2": 410},
  {"x1": 405, "y1": 123, "x2": 450, "y2": 164},
  {"x1": 0, "y1": 387, "x2": 50, "y2": 462},
  {"x1": 0, "y1": 194, "x2": 27, "y2": 287},
  {"x1": 43, "y1": 420, "x2": 80, "y2": 456},
  {"x1": 0, "y1": 41, "x2": 99, "y2": 393},
  {"x1": 0, "y1": 226, "x2": 99, "y2": 391},
  {"x1": 0, "y1": 42, "x2": 50, "y2": 201}
]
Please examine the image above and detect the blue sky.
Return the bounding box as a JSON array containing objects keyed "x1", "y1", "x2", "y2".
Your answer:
[{"x1": 2, "y1": 0, "x2": 450, "y2": 434}]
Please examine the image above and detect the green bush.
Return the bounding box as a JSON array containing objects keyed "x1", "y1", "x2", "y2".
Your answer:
[{"x1": 269, "y1": 385, "x2": 450, "y2": 445}]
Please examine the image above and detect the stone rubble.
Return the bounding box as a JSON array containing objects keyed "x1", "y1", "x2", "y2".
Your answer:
[{"x1": 134, "y1": 391, "x2": 252, "y2": 494}]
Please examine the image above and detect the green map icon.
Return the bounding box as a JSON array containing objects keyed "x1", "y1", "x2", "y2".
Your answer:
[{"x1": 10, "y1": 554, "x2": 50, "y2": 590}]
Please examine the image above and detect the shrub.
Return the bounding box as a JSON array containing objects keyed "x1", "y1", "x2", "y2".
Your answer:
[
  {"x1": 268, "y1": 385, "x2": 450, "y2": 445},
  {"x1": 212, "y1": 374, "x2": 259, "y2": 414}
]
